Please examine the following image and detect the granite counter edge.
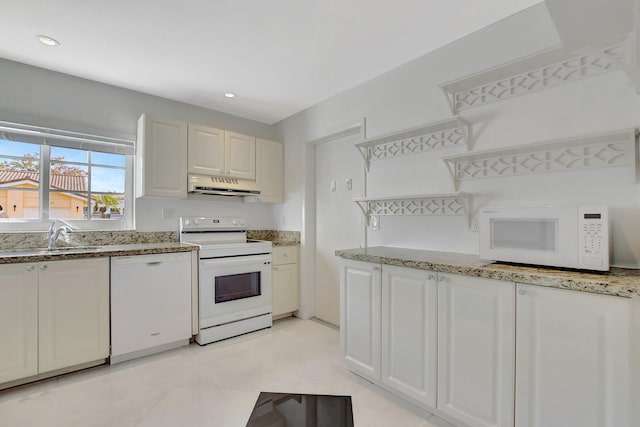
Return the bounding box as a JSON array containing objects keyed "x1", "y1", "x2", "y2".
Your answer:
[{"x1": 335, "y1": 250, "x2": 640, "y2": 299}]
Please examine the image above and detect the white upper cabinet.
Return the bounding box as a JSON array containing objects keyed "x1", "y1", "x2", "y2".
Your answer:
[
  {"x1": 136, "y1": 114, "x2": 188, "y2": 198},
  {"x1": 437, "y1": 273, "x2": 515, "y2": 427},
  {"x1": 224, "y1": 131, "x2": 256, "y2": 180},
  {"x1": 186, "y1": 127, "x2": 256, "y2": 180},
  {"x1": 246, "y1": 138, "x2": 284, "y2": 203},
  {"x1": 515, "y1": 284, "x2": 632, "y2": 427},
  {"x1": 187, "y1": 124, "x2": 225, "y2": 176}
]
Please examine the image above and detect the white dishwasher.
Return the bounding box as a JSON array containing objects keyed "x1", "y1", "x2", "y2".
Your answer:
[{"x1": 110, "y1": 252, "x2": 192, "y2": 364}]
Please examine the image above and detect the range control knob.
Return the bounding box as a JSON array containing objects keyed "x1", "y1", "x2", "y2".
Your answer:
[
  {"x1": 184, "y1": 219, "x2": 191, "y2": 226},
  {"x1": 232, "y1": 220, "x2": 238, "y2": 225},
  {"x1": 194, "y1": 219, "x2": 200, "y2": 226}
]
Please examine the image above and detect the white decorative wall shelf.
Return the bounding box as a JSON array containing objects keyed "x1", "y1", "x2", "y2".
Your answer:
[
  {"x1": 353, "y1": 193, "x2": 471, "y2": 227},
  {"x1": 355, "y1": 117, "x2": 470, "y2": 170},
  {"x1": 440, "y1": 39, "x2": 628, "y2": 114},
  {"x1": 442, "y1": 128, "x2": 637, "y2": 190}
]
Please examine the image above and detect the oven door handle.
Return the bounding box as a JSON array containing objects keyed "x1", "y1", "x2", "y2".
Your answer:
[{"x1": 200, "y1": 255, "x2": 271, "y2": 267}]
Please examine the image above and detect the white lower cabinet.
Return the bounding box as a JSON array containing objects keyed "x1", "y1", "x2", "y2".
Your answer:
[
  {"x1": 0, "y1": 263, "x2": 38, "y2": 383},
  {"x1": 381, "y1": 265, "x2": 437, "y2": 408},
  {"x1": 0, "y1": 258, "x2": 110, "y2": 387},
  {"x1": 515, "y1": 283, "x2": 632, "y2": 427},
  {"x1": 338, "y1": 258, "x2": 637, "y2": 427},
  {"x1": 339, "y1": 260, "x2": 437, "y2": 406},
  {"x1": 272, "y1": 246, "x2": 299, "y2": 318},
  {"x1": 339, "y1": 259, "x2": 381, "y2": 381},
  {"x1": 437, "y1": 273, "x2": 515, "y2": 427},
  {"x1": 38, "y1": 258, "x2": 110, "y2": 374}
]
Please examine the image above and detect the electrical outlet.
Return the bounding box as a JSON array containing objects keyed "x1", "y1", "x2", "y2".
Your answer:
[
  {"x1": 370, "y1": 215, "x2": 380, "y2": 230},
  {"x1": 345, "y1": 178, "x2": 352, "y2": 191},
  {"x1": 330, "y1": 180, "x2": 336, "y2": 192},
  {"x1": 470, "y1": 216, "x2": 480, "y2": 232}
]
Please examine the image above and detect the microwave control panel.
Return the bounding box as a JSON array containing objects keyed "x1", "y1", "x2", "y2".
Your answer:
[{"x1": 578, "y1": 206, "x2": 609, "y2": 271}]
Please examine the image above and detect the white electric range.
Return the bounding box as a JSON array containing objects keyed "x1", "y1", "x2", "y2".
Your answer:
[{"x1": 179, "y1": 217, "x2": 273, "y2": 345}]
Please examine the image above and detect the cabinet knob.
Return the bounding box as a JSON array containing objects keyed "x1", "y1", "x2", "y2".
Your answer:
[
  {"x1": 26, "y1": 265, "x2": 36, "y2": 272},
  {"x1": 40, "y1": 264, "x2": 48, "y2": 271},
  {"x1": 427, "y1": 274, "x2": 435, "y2": 280},
  {"x1": 437, "y1": 275, "x2": 445, "y2": 281},
  {"x1": 518, "y1": 289, "x2": 528, "y2": 296},
  {"x1": 373, "y1": 266, "x2": 380, "y2": 271},
  {"x1": 273, "y1": 267, "x2": 279, "y2": 271}
]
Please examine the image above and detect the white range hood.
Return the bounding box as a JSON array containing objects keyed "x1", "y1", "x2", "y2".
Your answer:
[{"x1": 187, "y1": 173, "x2": 260, "y2": 197}]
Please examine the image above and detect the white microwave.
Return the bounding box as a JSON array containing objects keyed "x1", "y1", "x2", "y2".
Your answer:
[{"x1": 479, "y1": 206, "x2": 610, "y2": 271}]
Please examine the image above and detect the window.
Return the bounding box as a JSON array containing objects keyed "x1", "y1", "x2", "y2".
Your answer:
[{"x1": 0, "y1": 121, "x2": 134, "y2": 230}]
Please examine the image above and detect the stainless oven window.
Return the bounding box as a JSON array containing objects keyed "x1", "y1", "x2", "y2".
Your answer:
[{"x1": 215, "y1": 272, "x2": 261, "y2": 303}]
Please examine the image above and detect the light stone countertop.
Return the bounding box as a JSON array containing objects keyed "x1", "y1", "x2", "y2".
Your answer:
[
  {"x1": 335, "y1": 246, "x2": 640, "y2": 298},
  {"x1": 0, "y1": 242, "x2": 198, "y2": 264}
]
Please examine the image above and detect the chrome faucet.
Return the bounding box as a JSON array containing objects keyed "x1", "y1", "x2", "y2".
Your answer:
[{"x1": 48, "y1": 221, "x2": 72, "y2": 249}]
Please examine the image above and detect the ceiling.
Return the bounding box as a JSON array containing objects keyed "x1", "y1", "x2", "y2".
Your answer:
[{"x1": 0, "y1": 0, "x2": 543, "y2": 124}]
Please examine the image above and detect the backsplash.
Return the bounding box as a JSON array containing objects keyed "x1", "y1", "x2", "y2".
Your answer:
[
  {"x1": 247, "y1": 230, "x2": 300, "y2": 243},
  {"x1": 0, "y1": 231, "x2": 178, "y2": 251},
  {"x1": 0, "y1": 229, "x2": 300, "y2": 251}
]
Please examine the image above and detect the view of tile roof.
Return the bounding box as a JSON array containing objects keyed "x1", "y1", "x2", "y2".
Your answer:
[{"x1": 0, "y1": 171, "x2": 88, "y2": 192}]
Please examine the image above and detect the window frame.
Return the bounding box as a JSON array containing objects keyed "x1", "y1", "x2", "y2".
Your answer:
[{"x1": 0, "y1": 121, "x2": 135, "y2": 231}]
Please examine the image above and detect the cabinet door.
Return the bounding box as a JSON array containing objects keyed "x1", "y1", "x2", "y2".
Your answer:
[
  {"x1": 438, "y1": 273, "x2": 515, "y2": 427},
  {"x1": 252, "y1": 138, "x2": 283, "y2": 203},
  {"x1": 381, "y1": 265, "x2": 437, "y2": 408},
  {"x1": 136, "y1": 114, "x2": 188, "y2": 198},
  {"x1": 272, "y1": 263, "x2": 299, "y2": 317},
  {"x1": 339, "y1": 259, "x2": 381, "y2": 381},
  {"x1": 225, "y1": 131, "x2": 256, "y2": 180},
  {"x1": 187, "y1": 124, "x2": 225, "y2": 176},
  {"x1": 515, "y1": 284, "x2": 631, "y2": 427},
  {"x1": 0, "y1": 263, "x2": 38, "y2": 384},
  {"x1": 38, "y1": 258, "x2": 110, "y2": 374}
]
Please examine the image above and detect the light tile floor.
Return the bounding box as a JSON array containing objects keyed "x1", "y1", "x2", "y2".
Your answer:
[{"x1": 0, "y1": 318, "x2": 455, "y2": 427}]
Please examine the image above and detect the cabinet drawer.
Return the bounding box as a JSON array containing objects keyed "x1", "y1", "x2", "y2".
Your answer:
[{"x1": 273, "y1": 246, "x2": 298, "y2": 265}]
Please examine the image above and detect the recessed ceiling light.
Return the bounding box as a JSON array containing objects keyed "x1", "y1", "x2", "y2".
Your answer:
[
  {"x1": 224, "y1": 92, "x2": 236, "y2": 98},
  {"x1": 36, "y1": 35, "x2": 60, "y2": 47}
]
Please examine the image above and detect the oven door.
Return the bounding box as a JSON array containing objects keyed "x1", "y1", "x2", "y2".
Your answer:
[{"x1": 199, "y1": 254, "x2": 272, "y2": 328}]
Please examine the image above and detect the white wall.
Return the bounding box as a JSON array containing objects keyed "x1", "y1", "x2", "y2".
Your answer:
[
  {"x1": 0, "y1": 58, "x2": 280, "y2": 231},
  {"x1": 274, "y1": 3, "x2": 640, "y2": 271}
]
